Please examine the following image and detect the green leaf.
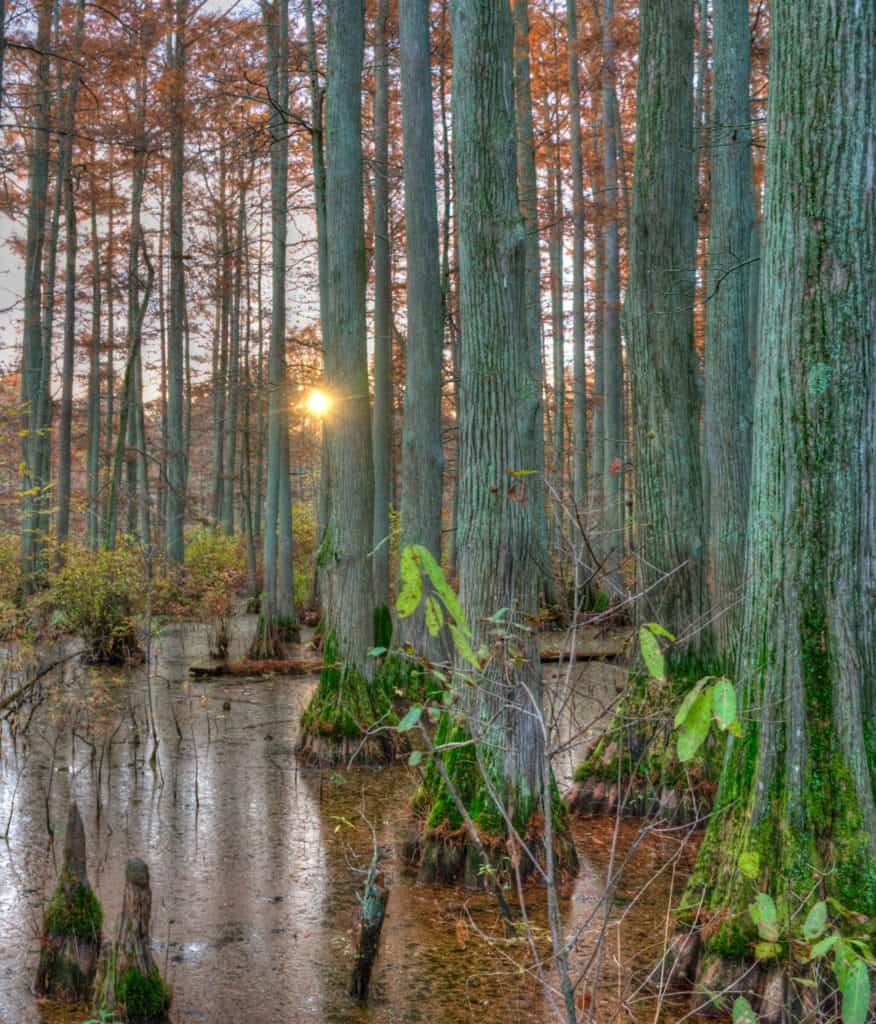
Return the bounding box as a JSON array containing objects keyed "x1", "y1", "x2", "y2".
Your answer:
[
  {"x1": 737, "y1": 851, "x2": 761, "y2": 880},
  {"x1": 396, "y1": 546, "x2": 423, "y2": 619},
  {"x1": 367, "y1": 646, "x2": 387, "y2": 658},
  {"x1": 677, "y1": 689, "x2": 713, "y2": 762},
  {"x1": 732, "y1": 996, "x2": 757, "y2": 1024},
  {"x1": 711, "y1": 677, "x2": 737, "y2": 730},
  {"x1": 643, "y1": 621, "x2": 676, "y2": 642},
  {"x1": 840, "y1": 957, "x2": 870, "y2": 1024},
  {"x1": 412, "y1": 544, "x2": 469, "y2": 634},
  {"x1": 802, "y1": 901, "x2": 828, "y2": 942},
  {"x1": 424, "y1": 595, "x2": 444, "y2": 637},
  {"x1": 639, "y1": 626, "x2": 665, "y2": 680},
  {"x1": 674, "y1": 677, "x2": 709, "y2": 728},
  {"x1": 728, "y1": 718, "x2": 743, "y2": 738},
  {"x1": 397, "y1": 705, "x2": 423, "y2": 732},
  {"x1": 754, "y1": 941, "x2": 780, "y2": 960},
  {"x1": 407, "y1": 750, "x2": 423, "y2": 767},
  {"x1": 750, "y1": 892, "x2": 779, "y2": 942},
  {"x1": 449, "y1": 623, "x2": 480, "y2": 669},
  {"x1": 809, "y1": 934, "x2": 838, "y2": 960}
]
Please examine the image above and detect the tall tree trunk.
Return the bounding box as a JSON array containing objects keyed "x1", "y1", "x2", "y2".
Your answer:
[
  {"x1": 513, "y1": 0, "x2": 553, "y2": 606},
  {"x1": 86, "y1": 175, "x2": 102, "y2": 549},
  {"x1": 55, "y1": 0, "x2": 86, "y2": 549},
  {"x1": 303, "y1": 0, "x2": 329, "y2": 603},
  {"x1": 566, "y1": 0, "x2": 587, "y2": 525},
  {"x1": 624, "y1": 0, "x2": 708, "y2": 646},
  {"x1": 600, "y1": 0, "x2": 625, "y2": 594},
  {"x1": 548, "y1": 138, "x2": 565, "y2": 552},
  {"x1": 252, "y1": 0, "x2": 296, "y2": 655},
  {"x1": 417, "y1": 0, "x2": 578, "y2": 897},
  {"x1": 222, "y1": 173, "x2": 247, "y2": 535},
  {"x1": 166, "y1": 0, "x2": 187, "y2": 564},
  {"x1": 702, "y1": 0, "x2": 756, "y2": 654},
  {"x1": 19, "y1": 0, "x2": 53, "y2": 593},
  {"x1": 318, "y1": 0, "x2": 374, "y2": 673},
  {"x1": 397, "y1": 0, "x2": 444, "y2": 655},
  {"x1": 685, "y1": 2, "x2": 876, "y2": 1008},
  {"x1": 371, "y1": 0, "x2": 392, "y2": 609}
]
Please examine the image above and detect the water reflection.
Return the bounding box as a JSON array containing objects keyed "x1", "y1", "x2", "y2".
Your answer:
[{"x1": 0, "y1": 620, "x2": 697, "y2": 1024}]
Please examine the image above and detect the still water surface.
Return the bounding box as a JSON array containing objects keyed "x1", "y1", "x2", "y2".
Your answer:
[{"x1": 0, "y1": 620, "x2": 698, "y2": 1024}]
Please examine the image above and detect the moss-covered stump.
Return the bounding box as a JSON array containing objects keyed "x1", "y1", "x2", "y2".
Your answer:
[
  {"x1": 407, "y1": 716, "x2": 579, "y2": 888},
  {"x1": 94, "y1": 858, "x2": 171, "y2": 1024},
  {"x1": 566, "y1": 668, "x2": 724, "y2": 824},
  {"x1": 35, "y1": 802, "x2": 103, "y2": 1001}
]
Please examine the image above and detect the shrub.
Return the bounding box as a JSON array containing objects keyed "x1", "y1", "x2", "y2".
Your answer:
[{"x1": 46, "y1": 544, "x2": 145, "y2": 663}]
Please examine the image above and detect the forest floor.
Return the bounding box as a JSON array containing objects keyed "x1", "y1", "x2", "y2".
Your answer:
[{"x1": 0, "y1": 616, "x2": 711, "y2": 1024}]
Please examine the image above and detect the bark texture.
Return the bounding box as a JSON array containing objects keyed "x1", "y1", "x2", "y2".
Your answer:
[
  {"x1": 398, "y1": 0, "x2": 445, "y2": 656},
  {"x1": 624, "y1": 0, "x2": 708, "y2": 645},
  {"x1": 682, "y1": 1, "x2": 876, "y2": 1010},
  {"x1": 416, "y1": 0, "x2": 577, "y2": 885},
  {"x1": 703, "y1": 0, "x2": 757, "y2": 654}
]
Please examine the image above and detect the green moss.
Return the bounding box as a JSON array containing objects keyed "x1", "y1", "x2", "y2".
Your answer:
[
  {"x1": 300, "y1": 632, "x2": 400, "y2": 740},
  {"x1": 116, "y1": 965, "x2": 171, "y2": 1021},
  {"x1": 44, "y1": 870, "x2": 102, "y2": 938}
]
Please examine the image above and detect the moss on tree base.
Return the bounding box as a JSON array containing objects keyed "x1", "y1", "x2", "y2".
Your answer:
[
  {"x1": 296, "y1": 640, "x2": 419, "y2": 767},
  {"x1": 406, "y1": 715, "x2": 579, "y2": 888},
  {"x1": 567, "y1": 667, "x2": 724, "y2": 825}
]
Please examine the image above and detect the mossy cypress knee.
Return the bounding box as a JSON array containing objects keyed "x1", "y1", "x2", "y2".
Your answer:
[
  {"x1": 94, "y1": 858, "x2": 171, "y2": 1024},
  {"x1": 35, "y1": 802, "x2": 102, "y2": 1001}
]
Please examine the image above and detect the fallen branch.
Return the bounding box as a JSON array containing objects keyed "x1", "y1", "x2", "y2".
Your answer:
[{"x1": 188, "y1": 658, "x2": 322, "y2": 678}]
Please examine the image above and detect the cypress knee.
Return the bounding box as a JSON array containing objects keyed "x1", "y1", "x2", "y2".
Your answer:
[{"x1": 35, "y1": 802, "x2": 103, "y2": 1001}]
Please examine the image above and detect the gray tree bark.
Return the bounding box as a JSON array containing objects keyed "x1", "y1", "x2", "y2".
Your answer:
[
  {"x1": 320, "y1": 0, "x2": 374, "y2": 675},
  {"x1": 512, "y1": 0, "x2": 552, "y2": 605},
  {"x1": 600, "y1": 0, "x2": 625, "y2": 593},
  {"x1": 371, "y1": 0, "x2": 392, "y2": 609},
  {"x1": 624, "y1": 0, "x2": 709, "y2": 646},
  {"x1": 165, "y1": 0, "x2": 187, "y2": 564},
  {"x1": 19, "y1": 0, "x2": 52, "y2": 592},
  {"x1": 703, "y1": 0, "x2": 756, "y2": 653},
  {"x1": 688, "y1": 0, "x2": 876, "y2": 999},
  {"x1": 55, "y1": 0, "x2": 86, "y2": 548},
  {"x1": 397, "y1": 0, "x2": 444, "y2": 654}
]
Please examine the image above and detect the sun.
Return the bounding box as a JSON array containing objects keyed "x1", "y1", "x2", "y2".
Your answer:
[{"x1": 305, "y1": 389, "x2": 332, "y2": 418}]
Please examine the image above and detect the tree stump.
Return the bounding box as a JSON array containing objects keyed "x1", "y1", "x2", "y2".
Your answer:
[
  {"x1": 94, "y1": 858, "x2": 171, "y2": 1024},
  {"x1": 35, "y1": 802, "x2": 103, "y2": 1001},
  {"x1": 349, "y1": 868, "x2": 388, "y2": 1000}
]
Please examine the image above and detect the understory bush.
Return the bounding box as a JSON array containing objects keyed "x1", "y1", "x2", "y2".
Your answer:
[{"x1": 44, "y1": 544, "x2": 145, "y2": 663}]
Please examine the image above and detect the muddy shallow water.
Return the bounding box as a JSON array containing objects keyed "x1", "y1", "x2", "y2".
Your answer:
[{"x1": 0, "y1": 620, "x2": 702, "y2": 1024}]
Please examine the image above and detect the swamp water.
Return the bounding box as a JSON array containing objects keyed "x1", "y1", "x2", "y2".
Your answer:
[{"x1": 0, "y1": 620, "x2": 702, "y2": 1023}]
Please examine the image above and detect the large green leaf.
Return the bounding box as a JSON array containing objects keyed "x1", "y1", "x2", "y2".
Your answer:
[
  {"x1": 424, "y1": 595, "x2": 444, "y2": 637},
  {"x1": 412, "y1": 544, "x2": 469, "y2": 634},
  {"x1": 711, "y1": 677, "x2": 737, "y2": 730},
  {"x1": 750, "y1": 892, "x2": 779, "y2": 942},
  {"x1": 396, "y1": 546, "x2": 423, "y2": 618},
  {"x1": 677, "y1": 689, "x2": 712, "y2": 762},
  {"x1": 397, "y1": 705, "x2": 423, "y2": 732},
  {"x1": 674, "y1": 677, "x2": 709, "y2": 728},
  {"x1": 802, "y1": 900, "x2": 828, "y2": 942},
  {"x1": 841, "y1": 957, "x2": 870, "y2": 1024},
  {"x1": 449, "y1": 623, "x2": 479, "y2": 669},
  {"x1": 732, "y1": 997, "x2": 757, "y2": 1024},
  {"x1": 639, "y1": 626, "x2": 665, "y2": 680}
]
